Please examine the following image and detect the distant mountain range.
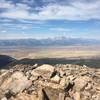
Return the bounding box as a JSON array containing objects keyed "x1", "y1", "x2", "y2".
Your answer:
[{"x1": 0, "y1": 37, "x2": 100, "y2": 46}]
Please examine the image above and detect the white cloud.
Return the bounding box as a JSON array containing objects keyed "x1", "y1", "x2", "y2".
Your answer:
[
  {"x1": 1, "y1": 10, "x2": 30, "y2": 19},
  {"x1": 18, "y1": 19, "x2": 46, "y2": 25},
  {"x1": 0, "y1": 0, "x2": 14, "y2": 9},
  {"x1": 1, "y1": 0, "x2": 100, "y2": 20},
  {"x1": 0, "y1": 32, "x2": 30, "y2": 39},
  {"x1": 50, "y1": 27, "x2": 72, "y2": 32}
]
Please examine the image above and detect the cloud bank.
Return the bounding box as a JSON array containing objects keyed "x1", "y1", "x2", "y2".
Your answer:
[{"x1": 0, "y1": 0, "x2": 100, "y2": 20}]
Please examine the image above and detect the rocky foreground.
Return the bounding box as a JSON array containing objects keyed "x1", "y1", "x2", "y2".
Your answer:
[{"x1": 0, "y1": 64, "x2": 100, "y2": 100}]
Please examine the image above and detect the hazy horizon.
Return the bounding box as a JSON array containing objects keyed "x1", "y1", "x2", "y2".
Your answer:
[{"x1": 0, "y1": 36, "x2": 100, "y2": 40}]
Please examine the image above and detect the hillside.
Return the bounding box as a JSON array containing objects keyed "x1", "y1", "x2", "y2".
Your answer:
[
  {"x1": 0, "y1": 55, "x2": 16, "y2": 69},
  {"x1": 6, "y1": 58, "x2": 100, "y2": 69}
]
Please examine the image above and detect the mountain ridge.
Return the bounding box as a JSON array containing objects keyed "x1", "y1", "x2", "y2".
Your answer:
[{"x1": 0, "y1": 37, "x2": 100, "y2": 46}]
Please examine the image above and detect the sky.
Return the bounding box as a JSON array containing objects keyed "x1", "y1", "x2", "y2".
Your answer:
[{"x1": 0, "y1": 0, "x2": 100, "y2": 39}]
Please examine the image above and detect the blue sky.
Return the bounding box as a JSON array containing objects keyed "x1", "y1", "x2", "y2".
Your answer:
[{"x1": 0, "y1": 0, "x2": 100, "y2": 39}]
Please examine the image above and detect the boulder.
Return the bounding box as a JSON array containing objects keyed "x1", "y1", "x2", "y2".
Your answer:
[
  {"x1": 14, "y1": 92, "x2": 39, "y2": 100},
  {"x1": 0, "y1": 90, "x2": 4, "y2": 99},
  {"x1": 11, "y1": 71, "x2": 24, "y2": 79},
  {"x1": 73, "y1": 92, "x2": 80, "y2": 100},
  {"x1": 51, "y1": 74, "x2": 61, "y2": 83},
  {"x1": 43, "y1": 87, "x2": 61, "y2": 100},
  {"x1": 74, "y1": 76, "x2": 91, "y2": 91},
  {"x1": 1, "y1": 97, "x2": 7, "y2": 100},
  {"x1": 38, "y1": 88, "x2": 46, "y2": 100},
  {"x1": 38, "y1": 80, "x2": 61, "y2": 90},
  {"x1": 30, "y1": 76, "x2": 38, "y2": 81},
  {"x1": 92, "y1": 94, "x2": 100, "y2": 100},
  {"x1": 0, "y1": 71, "x2": 12, "y2": 86},
  {"x1": 85, "y1": 83, "x2": 92, "y2": 90},
  {"x1": 59, "y1": 93, "x2": 65, "y2": 100},
  {"x1": 0, "y1": 69, "x2": 8, "y2": 75},
  {"x1": 31, "y1": 64, "x2": 55, "y2": 79},
  {"x1": 0, "y1": 71, "x2": 32, "y2": 95},
  {"x1": 59, "y1": 71, "x2": 66, "y2": 77},
  {"x1": 36, "y1": 64, "x2": 54, "y2": 72},
  {"x1": 60, "y1": 77, "x2": 70, "y2": 90},
  {"x1": 81, "y1": 91, "x2": 92, "y2": 100}
]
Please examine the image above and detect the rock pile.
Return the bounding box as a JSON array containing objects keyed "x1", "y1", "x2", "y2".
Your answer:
[{"x1": 0, "y1": 64, "x2": 100, "y2": 100}]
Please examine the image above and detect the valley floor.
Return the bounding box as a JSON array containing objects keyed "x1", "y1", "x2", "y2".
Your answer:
[{"x1": 0, "y1": 46, "x2": 100, "y2": 59}]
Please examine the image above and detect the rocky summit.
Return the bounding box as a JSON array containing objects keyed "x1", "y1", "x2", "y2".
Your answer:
[{"x1": 0, "y1": 64, "x2": 100, "y2": 100}]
